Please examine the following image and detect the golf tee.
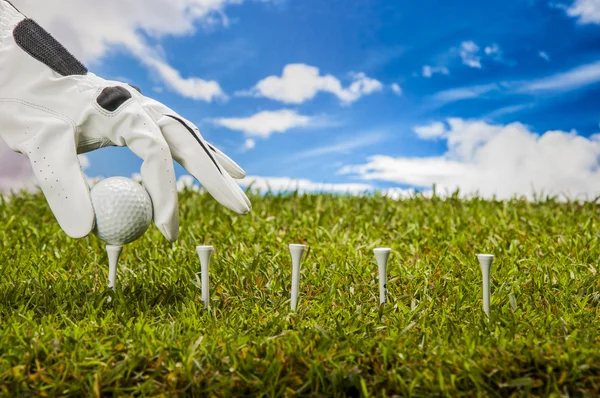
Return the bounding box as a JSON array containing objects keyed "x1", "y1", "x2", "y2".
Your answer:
[
  {"x1": 196, "y1": 246, "x2": 213, "y2": 310},
  {"x1": 289, "y1": 244, "x2": 306, "y2": 311},
  {"x1": 477, "y1": 254, "x2": 494, "y2": 317},
  {"x1": 106, "y1": 245, "x2": 123, "y2": 290},
  {"x1": 374, "y1": 248, "x2": 391, "y2": 305}
]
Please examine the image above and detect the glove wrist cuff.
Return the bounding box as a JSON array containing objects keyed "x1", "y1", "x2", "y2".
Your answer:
[{"x1": 0, "y1": 1, "x2": 25, "y2": 40}]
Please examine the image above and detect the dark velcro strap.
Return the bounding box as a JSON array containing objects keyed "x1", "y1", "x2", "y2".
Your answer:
[
  {"x1": 13, "y1": 19, "x2": 88, "y2": 77},
  {"x1": 97, "y1": 86, "x2": 132, "y2": 112}
]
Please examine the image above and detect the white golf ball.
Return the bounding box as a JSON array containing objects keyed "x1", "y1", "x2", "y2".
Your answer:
[{"x1": 90, "y1": 177, "x2": 153, "y2": 245}]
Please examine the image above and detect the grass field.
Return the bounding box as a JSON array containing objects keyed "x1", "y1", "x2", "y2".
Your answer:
[{"x1": 1, "y1": 188, "x2": 600, "y2": 397}]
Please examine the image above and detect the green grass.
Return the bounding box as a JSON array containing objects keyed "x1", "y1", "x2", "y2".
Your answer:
[{"x1": 1, "y1": 189, "x2": 600, "y2": 397}]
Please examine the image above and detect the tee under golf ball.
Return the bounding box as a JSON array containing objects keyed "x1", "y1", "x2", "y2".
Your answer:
[{"x1": 90, "y1": 177, "x2": 153, "y2": 245}]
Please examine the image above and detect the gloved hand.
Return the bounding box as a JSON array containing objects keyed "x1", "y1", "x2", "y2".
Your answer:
[{"x1": 0, "y1": 0, "x2": 251, "y2": 241}]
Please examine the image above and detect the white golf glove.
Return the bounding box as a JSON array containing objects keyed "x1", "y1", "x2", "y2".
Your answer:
[{"x1": 0, "y1": 0, "x2": 251, "y2": 241}]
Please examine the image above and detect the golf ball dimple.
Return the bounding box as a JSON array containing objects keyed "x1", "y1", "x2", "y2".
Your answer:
[{"x1": 90, "y1": 177, "x2": 153, "y2": 245}]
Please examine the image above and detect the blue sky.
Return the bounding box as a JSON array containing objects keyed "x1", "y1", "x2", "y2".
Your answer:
[{"x1": 5, "y1": 0, "x2": 600, "y2": 199}]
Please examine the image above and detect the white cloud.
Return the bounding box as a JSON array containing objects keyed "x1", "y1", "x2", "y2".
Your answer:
[
  {"x1": 15, "y1": 0, "x2": 271, "y2": 101},
  {"x1": 413, "y1": 122, "x2": 447, "y2": 140},
  {"x1": 391, "y1": 83, "x2": 402, "y2": 95},
  {"x1": 78, "y1": 154, "x2": 91, "y2": 170},
  {"x1": 422, "y1": 65, "x2": 450, "y2": 78},
  {"x1": 340, "y1": 156, "x2": 468, "y2": 188},
  {"x1": 539, "y1": 51, "x2": 551, "y2": 62},
  {"x1": 139, "y1": 55, "x2": 227, "y2": 102},
  {"x1": 169, "y1": 173, "x2": 417, "y2": 199},
  {"x1": 519, "y1": 60, "x2": 600, "y2": 92},
  {"x1": 238, "y1": 64, "x2": 383, "y2": 105},
  {"x1": 484, "y1": 44, "x2": 498, "y2": 55},
  {"x1": 210, "y1": 109, "x2": 313, "y2": 138},
  {"x1": 484, "y1": 43, "x2": 504, "y2": 62},
  {"x1": 242, "y1": 138, "x2": 256, "y2": 152},
  {"x1": 426, "y1": 41, "x2": 510, "y2": 78},
  {"x1": 340, "y1": 118, "x2": 600, "y2": 200},
  {"x1": 15, "y1": 0, "x2": 231, "y2": 62},
  {"x1": 566, "y1": 0, "x2": 600, "y2": 24},
  {"x1": 447, "y1": 41, "x2": 509, "y2": 70},
  {"x1": 131, "y1": 173, "x2": 143, "y2": 183},
  {"x1": 459, "y1": 41, "x2": 482, "y2": 68},
  {"x1": 240, "y1": 175, "x2": 374, "y2": 194},
  {"x1": 176, "y1": 175, "x2": 201, "y2": 192},
  {"x1": 383, "y1": 187, "x2": 422, "y2": 200}
]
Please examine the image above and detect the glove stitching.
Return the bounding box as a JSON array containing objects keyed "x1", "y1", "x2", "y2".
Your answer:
[{"x1": 0, "y1": 98, "x2": 77, "y2": 131}]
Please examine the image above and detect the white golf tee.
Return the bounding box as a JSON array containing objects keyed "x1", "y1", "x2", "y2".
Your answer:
[
  {"x1": 196, "y1": 246, "x2": 213, "y2": 310},
  {"x1": 477, "y1": 254, "x2": 494, "y2": 317},
  {"x1": 374, "y1": 248, "x2": 391, "y2": 305},
  {"x1": 106, "y1": 245, "x2": 123, "y2": 290},
  {"x1": 289, "y1": 244, "x2": 306, "y2": 311}
]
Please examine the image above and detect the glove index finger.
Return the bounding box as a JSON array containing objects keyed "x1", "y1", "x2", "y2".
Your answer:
[
  {"x1": 142, "y1": 100, "x2": 247, "y2": 179},
  {"x1": 156, "y1": 114, "x2": 251, "y2": 214}
]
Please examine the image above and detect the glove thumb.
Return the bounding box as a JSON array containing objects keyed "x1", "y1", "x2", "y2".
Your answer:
[{"x1": 23, "y1": 121, "x2": 95, "y2": 238}]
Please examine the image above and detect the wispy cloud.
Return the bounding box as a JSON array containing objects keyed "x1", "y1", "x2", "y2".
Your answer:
[
  {"x1": 539, "y1": 51, "x2": 551, "y2": 62},
  {"x1": 359, "y1": 46, "x2": 405, "y2": 71},
  {"x1": 432, "y1": 83, "x2": 499, "y2": 102},
  {"x1": 518, "y1": 60, "x2": 600, "y2": 92},
  {"x1": 430, "y1": 59, "x2": 600, "y2": 104},
  {"x1": 422, "y1": 65, "x2": 450, "y2": 78},
  {"x1": 289, "y1": 130, "x2": 387, "y2": 161},
  {"x1": 484, "y1": 103, "x2": 536, "y2": 119}
]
